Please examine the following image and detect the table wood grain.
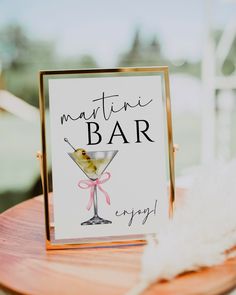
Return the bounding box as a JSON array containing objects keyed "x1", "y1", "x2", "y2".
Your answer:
[{"x1": 0, "y1": 190, "x2": 236, "y2": 295}]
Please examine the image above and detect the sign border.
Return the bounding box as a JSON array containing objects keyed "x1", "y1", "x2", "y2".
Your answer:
[{"x1": 38, "y1": 66, "x2": 175, "y2": 250}]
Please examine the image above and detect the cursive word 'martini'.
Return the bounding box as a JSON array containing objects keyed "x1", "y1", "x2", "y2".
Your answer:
[{"x1": 61, "y1": 92, "x2": 153, "y2": 125}]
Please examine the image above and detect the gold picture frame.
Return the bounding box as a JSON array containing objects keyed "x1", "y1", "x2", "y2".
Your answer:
[{"x1": 38, "y1": 66, "x2": 175, "y2": 250}]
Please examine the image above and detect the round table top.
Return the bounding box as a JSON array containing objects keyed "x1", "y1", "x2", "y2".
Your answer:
[{"x1": 0, "y1": 191, "x2": 236, "y2": 295}]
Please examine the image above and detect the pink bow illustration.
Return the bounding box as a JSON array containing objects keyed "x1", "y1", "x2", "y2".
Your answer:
[{"x1": 78, "y1": 172, "x2": 111, "y2": 210}]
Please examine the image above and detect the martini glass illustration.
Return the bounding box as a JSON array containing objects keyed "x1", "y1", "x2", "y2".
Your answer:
[{"x1": 64, "y1": 138, "x2": 118, "y2": 226}]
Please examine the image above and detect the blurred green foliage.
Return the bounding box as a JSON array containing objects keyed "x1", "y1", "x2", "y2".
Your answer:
[
  {"x1": 0, "y1": 24, "x2": 98, "y2": 107},
  {"x1": 1, "y1": 25, "x2": 235, "y2": 107},
  {"x1": 117, "y1": 29, "x2": 201, "y2": 77}
]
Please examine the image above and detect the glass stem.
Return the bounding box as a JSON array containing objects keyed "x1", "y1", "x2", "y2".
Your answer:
[{"x1": 93, "y1": 184, "x2": 98, "y2": 217}]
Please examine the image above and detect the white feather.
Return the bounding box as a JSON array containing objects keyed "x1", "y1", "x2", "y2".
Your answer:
[{"x1": 127, "y1": 159, "x2": 236, "y2": 295}]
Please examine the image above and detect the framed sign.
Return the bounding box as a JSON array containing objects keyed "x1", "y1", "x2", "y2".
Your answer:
[{"x1": 38, "y1": 67, "x2": 175, "y2": 249}]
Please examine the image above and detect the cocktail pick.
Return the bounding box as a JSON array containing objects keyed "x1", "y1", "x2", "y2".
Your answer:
[{"x1": 64, "y1": 137, "x2": 76, "y2": 151}]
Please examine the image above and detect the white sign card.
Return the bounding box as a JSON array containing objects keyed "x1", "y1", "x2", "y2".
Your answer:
[{"x1": 39, "y1": 68, "x2": 174, "y2": 248}]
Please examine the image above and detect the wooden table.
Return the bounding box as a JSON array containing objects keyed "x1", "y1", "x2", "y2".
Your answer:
[{"x1": 0, "y1": 191, "x2": 236, "y2": 295}]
